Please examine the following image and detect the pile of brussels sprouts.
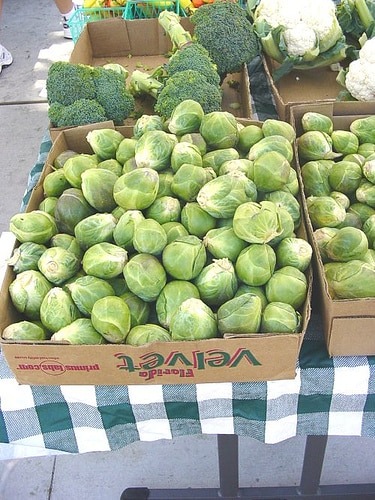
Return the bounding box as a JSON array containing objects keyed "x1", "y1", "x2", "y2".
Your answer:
[
  {"x1": 3, "y1": 99, "x2": 312, "y2": 345},
  {"x1": 297, "y1": 112, "x2": 375, "y2": 300}
]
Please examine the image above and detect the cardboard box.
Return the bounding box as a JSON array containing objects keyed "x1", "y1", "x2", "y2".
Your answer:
[
  {"x1": 49, "y1": 17, "x2": 252, "y2": 141},
  {"x1": 0, "y1": 121, "x2": 312, "y2": 385},
  {"x1": 291, "y1": 101, "x2": 375, "y2": 356},
  {"x1": 263, "y1": 55, "x2": 344, "y2": 123}
]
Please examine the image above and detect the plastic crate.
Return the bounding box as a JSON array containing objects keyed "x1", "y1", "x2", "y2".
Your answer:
[
  {"x1": 68, "y1": 7, "x2": 126, "y2": 43},
  {"x1": 123, "y1": 0, "x2": 186, "y2": 19}
]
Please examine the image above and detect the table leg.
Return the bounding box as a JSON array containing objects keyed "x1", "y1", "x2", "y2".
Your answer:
[{"x1": 298, "y1": 435, "x2": 328, "y2": 495}]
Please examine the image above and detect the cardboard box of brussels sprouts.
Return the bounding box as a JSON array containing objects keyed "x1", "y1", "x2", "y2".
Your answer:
[
  {"x1": 0, "y1": 121, "x2": 312, "y2": 386},
  {"x1": 49, "y1": 17, "x2": 252, "y2": 141},
  {"x1": 291, "y1": 101, "x2": 375, "y2": 357}
]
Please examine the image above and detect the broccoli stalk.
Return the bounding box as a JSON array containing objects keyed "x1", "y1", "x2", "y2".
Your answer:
[
  {"x1": 158, "y1": 11, "x2": 193, "y2": 51},
  {"x1": 128, "y1": 69, "x2": 164, "y2": 99}
]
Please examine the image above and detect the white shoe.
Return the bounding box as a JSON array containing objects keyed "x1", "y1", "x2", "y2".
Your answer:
[{"x1": 0, "y1": 44, "x2": 13, "y2": 74}]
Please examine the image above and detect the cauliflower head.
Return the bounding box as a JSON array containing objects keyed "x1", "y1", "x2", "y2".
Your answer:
[{"x1": 344, "y1": 38, "x2": 375, "y2": 101}]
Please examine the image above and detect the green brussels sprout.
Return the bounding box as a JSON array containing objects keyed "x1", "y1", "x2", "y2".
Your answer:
[
  {"x1": 63, "y1": 154, "x2": 98, "y2": 188},
  {"x1": 356, "y1": 180, "x2": 375, "y2": 208},
  {"x1": 357, "y1": 143, "x2": 375, "y2": 158},
  {"x1": 179, "y1": 132, "x2": 207, "y2": 155},
  {"x1": 40, "y1": 287, "x2": 81, "y2": 332},
  {"x1": 123, "y1": 253, "x2": 167, "y2": 302},
  {"x1": 38, "y1": 246, "x2": 81, "y2": 285},
  {"x1": 218, "y1": 158, "x2": 253, "y2": 177},
  {"x1": 283, "y1": 168, "x2": 299, "y2": 197},
  {"x1": 54, "y1": 188, "x2": 96, "y2": 235},
  {"x1": 51, "y1": 318, "x2": 107, "y2": 344},
  {"x1": 112, "y1": 206, "x2": 126, "y2": 221},
  {"x1": 203, "y1": 226, "x2": 246, "y2": 262},
  {"x1": 91, "y1": 296, "x2": 131, "y2": 343},
  {"x1": 43, "y1": 169, "x2": 71, "y2": 198},
  {"x1": 80, "y1": 168, "x2": 118, "y2": 212},
  {"x1": 126, "y1": 324, "x2": 172, "y2": 346},
  {"x1": 331, "y1": 130, "x2": 359, "y2": 155},
  {"x1": 275, "y1": 237, "x2": 312, "y2": 271},
  {"x1": 306, "y1": 196, "x2": 346, "y2": 228},
  {"x1": 297, "y1": 131, "x2": 341, "y2": 161},
  {"x1": 343, "y1": 153, "x2": 365, "y2": 166},
  {"x1": 235, "y1": 284, "x2": 268, "y2": 310},
  {"x1": 122, "y1": 157, "x2": 138, "y2": 174},
  {"x1": 363, "y1": 214, "x2": 375, "y2": 247},
  {"x1": 135, "y1": 130, "x2": 178, "y2": 171},
  {"x1": 50, "y1": 233, "x2": 83, "y2": 260},
  {"x1": 361, "y1": 249, "x2": 375, "y2": 267},
  {"x1": 53, "y1": 149, "x2": 79, "y2": 170},
  {"x1": 199, "y1": 111, "x2": 239, "y2": 150},
  {"x1": 180, "y1": 202, "x2": 217, "y2": 238},
  {"x1": 337, "y1": 211, "x2": 363, "y2": 230},
  {"x1": 107, "y1": 277, "x2": 129, "y2": 296},
  {"x1": 248, "y1": 135, "x2": 294, "y2": 163},
  {"x1": 145, "y1": 196, "x2": 181, "y2": 225},
  {"x1": 9, "y1": 270, "x2": 53, "y2": 320},
  {"x1": 262, "y1": 119, "x2": 296, "y2": 143},
  {"x1": 7, "y1": 242, "x2": 47, "y2": 274},
  {"x1": 313, "y1": 227, "x2": 340, "y2": 262},
  {"x1": 235, "y1": 243, "x2": 276, "y2": 286},
  {"x1": 301, "y1": 160, "x2": 333, "y2": 197},
  {"x1": 194, "y1": 258, "x2": 238, "y2": 306},
  {"x1": 74, "y1": 213, "x2": 117, "y2": 250},
  {"x1": 325, "y1": 227, "x2": 368, "y2": 262},
  {"x1": 170, "y1": 142, "x2": 203, "y2": 173},
  {"x1": 330, "y1": 191, "x2": 351, "y2": 210},
  {"x1": 171, "y1": 163, "x2": 212, "y2": 202},
  {"x1": 253, "y1": 151, "x2": 292, "y2": 192},
  {"x1": 301, "y1": 112, "x2": 333, "y2": 135},
  {"x1": 157, "y1": 170, "x2": 174, "y2": 198},
  {"x1": 162, "y1": 235, "x2": 207, "y2": 280},
  {"x1": 120, "y1": 291, "x2": 150, "y2": 327},
  {"x1": 82, "y1": 242, "x2": 128, "y2": 279},
  {"x1": 168, "y1": 99, "x2": 204, "y2": 135},
  {"x1": 350, "y1": 116, "x2": 375, "y2": 144},
  {"x1": 2, "y1": 320, "x2": 49, "y2": 341},
  {"x1": 66, "y1": 275, "x2": 115, "y2": 316},
  {"x1": 97, "y1": 158, "x2": 123, "y2": 177},
  {"x1": 197, "y1": 172, "x2": 257, "y2": 219},
  {"x1": 162, "y1": 221, "x2": 189, "y2": 243},
  {"x1": 237, "y1": 124, "x2": 264, "y2": 154},
  {"x1": 39, "y1": 197, "x2": 58, "y2": 217},
  {"x1": 233, "y1": 200, "x2": 283, "y2": 244},
  {"x1": 362, "y1": 158, "x2": 375, "y2": 184},
  {"x1": 113, "y1": 210, "x2": 145, "y2": 250},
  {"x1": 324, "y1": 260, "x2": 375, "y2": 299},
  {"x1": 348, "y1": 202, "x2": 375, "y2": 224},
  {"x1": 113, "y1": 168, "x2": 159, "y2": 210},
  {"x1": 10, "y1": 210, "x2": 58, "y2": 245},
  {"x1": 156, "y1": 280, "x2": 200, "y2": 328},
  {"x1": 261, "y1": 302, "x2": 301, "y2": 333},
  {"x1": 217, "y1": 293, "x2": 262, "y2": 334},
  {"x1": 86, "y1": 129, "x2": 124, "y2": 160},
  {"x1": 262, "y1": 190, "x2": 301, "y2": 229},
  {"x1": 133, "y1": 115, "x2": 164, "y2": 140},
  {"x1": 202, "y1": 148, "x2": 239, "y2": 175},
  {"x1": 170, "y1": 297, "x2": 217, "y2": 341},
  {"x1": 265, "y1": 266, "x2": 307, "y2": 309},
  {"x1": 328, "y1": 160, "x2": 363, "y2": 195},
  {"x1": 132, "y1": 218, "x2": 168, "y2": 255}
]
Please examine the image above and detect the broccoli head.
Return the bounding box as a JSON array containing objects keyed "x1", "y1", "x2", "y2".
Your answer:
[
  {"x1": 48, "y1": 99, "x2": 107, "y2": 128},
  {"x1": 154, "y1": 69, "x2": 222, "y2": 119},
  {"x1": 46, "y1": 61, "x2": 96, "y2": 106},
  {"x1": 190, "y1": 1, "x2": 260, "y2": 79}
]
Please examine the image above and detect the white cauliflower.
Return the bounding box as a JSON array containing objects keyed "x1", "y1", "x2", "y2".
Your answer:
[
  {"x1": 344, "y1": 38, "x2": 375, "y2": 101},
  {"x1": 283, "y1": 24, "x2": 317, "y2": 57}
]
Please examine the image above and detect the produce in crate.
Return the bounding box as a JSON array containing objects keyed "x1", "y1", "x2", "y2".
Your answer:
[{"x1": 336, "y1": 0, "x2": 375, "y2": 46}]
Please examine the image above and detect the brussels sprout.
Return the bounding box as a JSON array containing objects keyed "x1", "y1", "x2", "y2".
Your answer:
[
  {"x1": 54, "y1": 188, "x2": 96, "y2": 235},
  {"x1": 362, "y1": 158, "x2": 375, "y2": 184},
  {"x1": 350, "y1": 116, "x2": 375, "y2": 144},
  {"x1": 170, "y1": 298, "x2": 217, "y2": 341},
  {"x1": 66, "y1": 275, "x2": 115, "y2": 316},
  {"x1": 10, "y1": 210, "x2": 58, "y2": 245},
  {"x1": 265, "y1": 266, "x2": 307, "y2": 309},
  {"x1": 171, "y1": 163, "x2": 212, "y2": 202},
  {"x1": 97, "y1": 159, "x2": 123, "y2": 177},
  {"x1": 248, "y1": 135, "x2": 294, "y2": 163},
  {"x1": 343, "y1": 153, "x2": 365, "y2": 166},
  {"x1": 113, "y1": 168, "x2": 159, "y2": 210},
  {"x1": 233, "y1": 201, "x2": 283, "y2": 244},
  {"x1": 235, "y1": 243, "x2": 276, "y2": 286},
  {"x1": 91, "y1": 296, "x2": 131, "y2": 343},
  {"x1": 50, "y1": 233, "x2": 83, "y2": 260},
  {"x1": 82, "y1": 242, "x2": 128, "y2": 279},
  {"x1": 194, "y1": 258, "x2": 238, "y2": 306},
  {"x1": 180, "y1": 202, "x2": 217, "y2": 238},
  {"x1": 328, "y1": 160, "x2": 362, "y2": 195},
  {"x1": 162, "y1": 234, "x2": 207, "y2": 280},
  {"x1": 86, "y1": 129, "x2": 124, "y2": 160},
  {"x1": 43, "y1": 169, "x2": 71, "y2": 198},
  {"x1": 313, "y1": 227, "x2": 340, "y2": 262},
  {"x1": 262, "y1": 119, "x2": 296, "y2": 143},
  {"x1": 107, "y1": 277, "x2": 129, "y2": 296},
  {"x1": 330, "y1": 191, "x2": 351, "y2": 210},
  {"x1": 337, "y1": 212, "x2": 363, "y2": 230},
  {"x1": 74, "y1": 213, "x2": 117, "y2": 250},
  {"x1": 38, "y1": 246, "x2": 81, "y2": 285},
  {"x1": 276, "y1": 237, "x2": 312, "y2": 271},
  {"x1": 262, "y1": 190, "x2": 301, "y2": 229},
  {"x1": 168, "y1": 99, "x2": 204, "y2": 135},
  {"x1": 113, "y1": 210, "x2": 145, "y2": 250},
  {"x1": 301, "y1": 160, "x2": 333, "y2": 197},
  {"x1": 123, "y1": 253, "x2": 167, "y2": 302},
  {"x1": 156, "y1": 280, "x2": 200, "y2": 328},
  {"x1": 133, "y1": 115, "x2": 164, "y2": 139},
  {"x1": 261, "y1": 302, "x2": 301, "y2": 333},
  {"x1": 199, "y1": 111, "x2": 239, "y2": 150},
  {"x1": 324, "y1": 260, "x2": 375, "y2": 299},
  {"x1": 126, "y1": 324, "x2": 172, "y2": 346},
  {"x1": 63, "y1": 154, "x2": 98, "y2": 188},
  {"x1": 170, "y1": 142, "x2": 203, "y2": 172},
  {"x1": 179, "y1": 132, "x2": 207, "y2": 155},
  {"x1": 51, "y1": 318, "x2": 107, "y2": 344},
  {"x1": 219, "y1": 158, "x2": 253, "y2": 177},
  {"x1": 301, "y1": 112, "x2": 334, "y2": 135},
  {"x1": 53, "y1": 149, "x2": 79, "y2": 170},
  {"x1": 237, "y1": 124, "x2": 264, "y2": 154},
  {"x1": 133, "y1": 218, "x2": 168, "y2": 255},
  {"x1": 157, "y1": 170, "x2": 174, "y2": 198},
  {"x1": 357, "y1": 143, "x2": 375, "y2": 158},
  {"x1": 253, "y1": 151, "x2": 292, "y2": 193},
  {"x1": 297, "y1": 131, "x2": 341, "y2": 161},
  {"x1": 331, "y1": 130, "x2": 359, "y2": 155},
  {"x1": 120, "y1": 291, "x2": 150, "y2": 327},
  {"x1": 202, "y1": 148, "x2": 239, "y2": 175},
  {"x1": 112, "y1": 206, "x2": 126, "y2": 221},
  {"x1": 145, "y1": 196, "x2": 181, "y2": 225},
  {"x1": 135, "y1": 130, "x2": 177, "y2": 171},
  {"x1": 306, "y1": 196, "x2": 346, "y2": 228},
  {"x1": 356, "y1": 180, "x2": 375, "y2": 208},
  {"x1": 283, "y1": 168, "x2": 299, "y2": 197},
  {"x1": 9, "y1": 270, "x2": 53, "y2": 320},
  {"x1": 7, "y1": 242, "x2": 47, "y2": 274},
  {"x1": 361, "y1": 249, "x2": 375, "y2": 267},
  {"x1": 197, "y1": 172, "x2": 257, "y2": 219},
  {"x1": 235, "y1": 284, "x2": 268, "y2": 310},
  {"x1": 348, "y1": 202, "x2": 375, "y2": 224},
  {"x1": 325, "y1": 227, "x2": 368, "y2": 262},
  {"x1": 162, "y1": 221, "x2": 189, "y2": 243},
  {"x1": 122, "y1": 157, "x2": 138, "y2": 174},
  {"x1": 363, "y1": 214, "x2": 375, "y2": 247},
  {"x1": 39, "y1": 197, "x2": 58, "y2": 217},
  {"x1": 40, "y1": 287, "x2": 81, "y2": 332},
  {"x1": 203, "y1": 226, "x2": 246, "y2": 262},
  {"x1": 2, "y1": 320, "x2": 49, "y2": 341},
  {"x1": 80, "y1": 168, "x2": 118, "y2": 212},
  {"x1": 217, "y1": 293, "x2": 262, "y2": 334}
]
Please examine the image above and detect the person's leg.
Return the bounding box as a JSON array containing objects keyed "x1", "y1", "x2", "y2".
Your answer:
[
  {"x1": 54, "y1": 0, "x2": 77, "y2": 39},
  {"x1": 0, "y1": 0, "x2": 13, "y2": 73}
]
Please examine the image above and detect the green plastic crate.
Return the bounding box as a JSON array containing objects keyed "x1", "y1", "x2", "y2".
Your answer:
[
  {"x1": 123, "y1": 0, "x2": 186, "y2": 19},
  {"x1": 68, "y1": 7, "x2": 127, "y2": 43}
]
